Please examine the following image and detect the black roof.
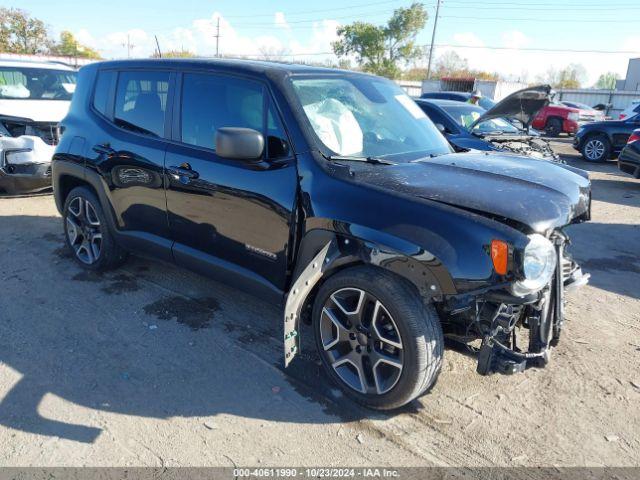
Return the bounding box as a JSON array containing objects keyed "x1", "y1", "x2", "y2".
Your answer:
[
  {"x1": 85, "y1": 57, "x2": 362, "y2": 77},
  {"x1": 415, "y1": 98, "x2": 474, "y2": 107}
]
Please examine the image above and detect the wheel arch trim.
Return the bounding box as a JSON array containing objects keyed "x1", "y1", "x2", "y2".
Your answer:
[{"x1": 283, "y1": 227, "x2": 455, "y2": 366}]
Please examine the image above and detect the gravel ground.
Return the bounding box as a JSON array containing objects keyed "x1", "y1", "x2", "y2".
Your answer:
[{"x1": 0, "y1": 139, "x2": 638, "y2": 467}]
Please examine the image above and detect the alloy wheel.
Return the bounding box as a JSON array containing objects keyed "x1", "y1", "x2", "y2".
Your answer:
[
  {"x1": 584, "y1": 139, "x2": 605, "y2": 161},
  {"x1": 319, "y1": 288, "x2": 404, "y2": 395},
  {"x1": 66, "y1": 196, "x2": 103, "y2": 265}
]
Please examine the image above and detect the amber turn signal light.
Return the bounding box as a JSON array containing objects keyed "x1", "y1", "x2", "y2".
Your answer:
[{"x1": 491, "y1": 240, "x2": 509, "y2": 275}]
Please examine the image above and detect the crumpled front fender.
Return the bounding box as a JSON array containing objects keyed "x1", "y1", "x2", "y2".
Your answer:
[{"x1": 283, "y1": 228, "x2": 456, "y2": 366}]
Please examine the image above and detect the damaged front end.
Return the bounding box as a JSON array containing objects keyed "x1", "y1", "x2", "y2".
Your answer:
[
  {"x1": 0, "y1": 115, "x2": 59, "y2": 194},
  {"x1": 484, "y1": 134, "x2": 561, "y2": 163},
  {"x1": 444, "y1": 231, "x2": 589, "y2": 375}
]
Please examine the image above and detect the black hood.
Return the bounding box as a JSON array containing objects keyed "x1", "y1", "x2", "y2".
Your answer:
[
  {"x1": 470, "y1": 85, "x2": 552, "y2": 130},
  {"x1": 354, "y1": 152, "x2": 590, "y2": 234}
]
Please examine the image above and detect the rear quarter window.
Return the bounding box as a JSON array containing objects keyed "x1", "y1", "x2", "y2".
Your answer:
[{"x1": 93, "y1": 70, "x2": 115, "y2": 117}]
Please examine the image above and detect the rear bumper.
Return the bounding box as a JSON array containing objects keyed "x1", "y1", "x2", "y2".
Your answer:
[{"x1": 618, "y1": 160, "x2": 640, "y2": 178}]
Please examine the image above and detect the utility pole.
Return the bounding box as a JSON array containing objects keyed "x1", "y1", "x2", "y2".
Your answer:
[
  {"x1": 214, "y1": 17, "x2": 221, "y2": 57},
  {"x1": 426, "y1": 0, "x2": 442, "y2": 80},
  {"x1": 122, "y1": 34, "x2": 135, "y2": 58}
]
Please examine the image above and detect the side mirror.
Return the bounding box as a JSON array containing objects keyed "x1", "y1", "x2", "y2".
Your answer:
[
  {"x1": 216, "y1": 127, "x2": 264, "y2": 160},
  {"x1": 435, "y1": 123, "x2": 447, "y2": 135}
]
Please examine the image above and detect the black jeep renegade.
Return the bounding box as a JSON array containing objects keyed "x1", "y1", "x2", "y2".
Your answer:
[{"x1": 52, "y1": 59, "x2": 591, "y2": 409}]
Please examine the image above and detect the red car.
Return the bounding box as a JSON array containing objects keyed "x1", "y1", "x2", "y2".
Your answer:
[{"x1": 531, "y1": 103, "x2": 581, "y2": 136}]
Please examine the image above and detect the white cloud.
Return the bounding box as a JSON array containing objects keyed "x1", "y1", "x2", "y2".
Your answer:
[
  {"x1": 274, "y1": 12, "x2": 289, "y2": 30},
  {"x1": 501, "y1": 30, "x2": 530, "y2": 50},
  {"x1": 78, "y1": 11, "x2": 339, "y2": 62},
  {"x1": 436, "y1": 31, "x2": 636, "y2": 85},
  {"x1": 452, "y1": 32, "x2": 484, "y2": 48}
]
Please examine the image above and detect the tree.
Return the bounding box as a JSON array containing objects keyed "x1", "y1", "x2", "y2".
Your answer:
[
  {"x1": 595, "y1": 72, "x2": 619, "y2": 90},
  {"x1": 434, "y1": 51, "x2": 468, "y2": 78},
  {"x1": 332, "y1": 2, "x2": 427, "y2": 78},
  {"x1": 539, "y1": 64, "x2": 587, "y2": 89},
  {"x1": 151, "y1": 49, "x2": 195, "y2": 58},
  {"x1": 257, "y1": 46, "x2": 291, "y2": 62},
  {"x1": 428, "y1": 50, "x2": 499, "y2": 81},
  {"x1": 0, "y1": 7, "x2": 50, "y2": 54},
  {"x1": 51, "y1": 31, "x2": 101, "y2": 58}
]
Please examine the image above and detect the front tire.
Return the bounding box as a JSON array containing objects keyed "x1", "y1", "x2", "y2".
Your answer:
[
  {"x1": 581, "y1": 134, "x2": 610, "y2": 162},
  {"x1": 545, "y1": 118, "x2": 563, "y2": 137},
  {"x1": 62, "y1": 186, "x2": 127, "y2": 271},
  {"x1": 312, "y1": 266, "x2": 444, "y2": 410}
]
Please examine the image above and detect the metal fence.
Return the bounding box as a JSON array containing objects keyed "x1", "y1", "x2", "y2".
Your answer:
[
  {"x1": 555, "y1": 89, "x2": 639, "y2": 118},
  {"x1": 395, "y1": 80, "x2": 423, "y2": 97},
  {"x1": 418, "y1": 79, "x2": 528, "y2": 101}
]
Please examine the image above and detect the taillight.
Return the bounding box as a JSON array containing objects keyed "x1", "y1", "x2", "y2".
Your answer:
[
  {"x1": 620, "y1": 114, "x2": 627, "y2": 120},
  {"x1": 628, "y1": 132, "x2": 640, "y2": 144}
]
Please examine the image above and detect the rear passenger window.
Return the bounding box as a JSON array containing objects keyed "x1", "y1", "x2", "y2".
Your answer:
[
  {"x1": 114, "y1": 71, "x2": 170, "y2": 137},
  {"x1": 93, "y1": 70, "x2": 115, "y2": 117},
  {"x1": 181, "y1": 73, "x2": 289, "y2": 158}
]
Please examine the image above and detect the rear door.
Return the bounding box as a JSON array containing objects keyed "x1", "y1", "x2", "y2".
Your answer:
[
  {"x1": 90, "y1": 68, "x2": 173, "y2": 258},
  {"x1": 164, "y1": 71, "x2": 297, "y2": 299}
]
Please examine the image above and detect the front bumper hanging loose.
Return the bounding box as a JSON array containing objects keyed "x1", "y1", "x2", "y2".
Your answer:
[
  {"x1": 0, "y1": 135, "x2": 54, "y2": 194},
  {"x1": 476, "y1": 242, "x2": 590, "y2": 376}
]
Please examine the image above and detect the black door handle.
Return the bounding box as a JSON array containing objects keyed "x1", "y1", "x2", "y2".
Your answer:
[
  {"x1": 93, "y1": 143, "x2": 116, "y2": 155},
  {"x1": 167, "y1": 164, "x2": 199, "y2": 179}
]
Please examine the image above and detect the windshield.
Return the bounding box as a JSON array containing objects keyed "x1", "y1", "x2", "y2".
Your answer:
[
  {"x1": 0, "y1": 67, "x2": 77, "y2": 101},
  {"x1": 440, "y1": 104, "x2": 520, "y2": 134},
  {"x1": 291, "y1": 76, "x2": 451, "y2": 161}
]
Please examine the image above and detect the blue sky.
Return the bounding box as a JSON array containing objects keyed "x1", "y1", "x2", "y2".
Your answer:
[{"x1": 14, "y1": 0, "x2": 640, "y2": 84}]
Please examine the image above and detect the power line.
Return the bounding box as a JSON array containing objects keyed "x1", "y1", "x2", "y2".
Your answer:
[
  {"x1": 221, "y1": 0, "x2": 409, "y2": 18},
  {"x1": 440, "y1": 15, "x2": 638, "y2": 22},
  {"x1": 234, "y1": 43, "x2": 640, "y2": 58}
]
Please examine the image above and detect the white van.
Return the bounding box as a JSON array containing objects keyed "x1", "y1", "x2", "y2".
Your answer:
[{"x1": 0, "y1": 59, "x2": 76, "y2": 194}]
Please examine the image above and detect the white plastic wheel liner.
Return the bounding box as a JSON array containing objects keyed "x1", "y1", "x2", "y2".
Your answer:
[{"x1": 303, "y1": 98, "x2": 363, "y2": 156}]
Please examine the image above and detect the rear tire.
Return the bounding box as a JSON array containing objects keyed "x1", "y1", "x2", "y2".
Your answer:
[
  {"x1": 581, "y1": 134, "x2": 610, "y2": 162},
  {"x1": 312, "y1": 265, "x2": 444, "y2": 410},
  {"x1": 545, "y1": 118, "x2": 563, "y2": 137},
  {"x1": 62, "y1": 186, "x2": 127, "y2": 271}
]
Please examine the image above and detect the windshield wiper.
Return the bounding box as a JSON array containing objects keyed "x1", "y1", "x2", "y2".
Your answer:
[{"x1": 325, "y1": 154, "x2": 396, "y2": 165}]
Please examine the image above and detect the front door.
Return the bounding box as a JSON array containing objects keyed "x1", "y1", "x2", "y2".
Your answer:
[{"x1": 164, "y1": 72, "x2": 297, "y2": 300}]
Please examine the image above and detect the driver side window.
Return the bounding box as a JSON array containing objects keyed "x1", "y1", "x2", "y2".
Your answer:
[{"x1": 180, "y1": 73, "x2": 290, "y2": 159}]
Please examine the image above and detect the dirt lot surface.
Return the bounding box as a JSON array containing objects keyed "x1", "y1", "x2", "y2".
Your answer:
[{"x1": 0, "y1": 139, "x2": 639, "y2": 467}]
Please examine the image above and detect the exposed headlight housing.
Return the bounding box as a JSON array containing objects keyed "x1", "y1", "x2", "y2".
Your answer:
[
  {"x1": 568, "y1": 112, "x2": 579, "y2": 122},
  {"x1": 511, "y1": 234, "x2": 556, "y2": 297}
]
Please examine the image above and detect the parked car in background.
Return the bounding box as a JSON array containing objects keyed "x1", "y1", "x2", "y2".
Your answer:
[
  {"x1": 420, "y1": 91, "x2": 496, "y2": 110},
  {"x1": 573, "y1": 114, "x2": 640, "y2": 162},
  {"x1": 618, "y1": 100, "x2": 640, "y2": 120},
  {"x1": 53, "y1": 59, "x2": 591, "y2": 409},
  {"x1": 0, "y1": 59, "x2": 76, "y2": 195},
  {"x1": 531, "y1": 103, "x2": 581, "y2": 136},
  {"x1": 415, "y1": 85, "x2": 559, "y2": 162},
  {"x1": 559, "y1": 101, "x2": 606, "y2": 123},
  {"x1": 617, "y1": 129, "x2": 640, "y2": 178}
]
